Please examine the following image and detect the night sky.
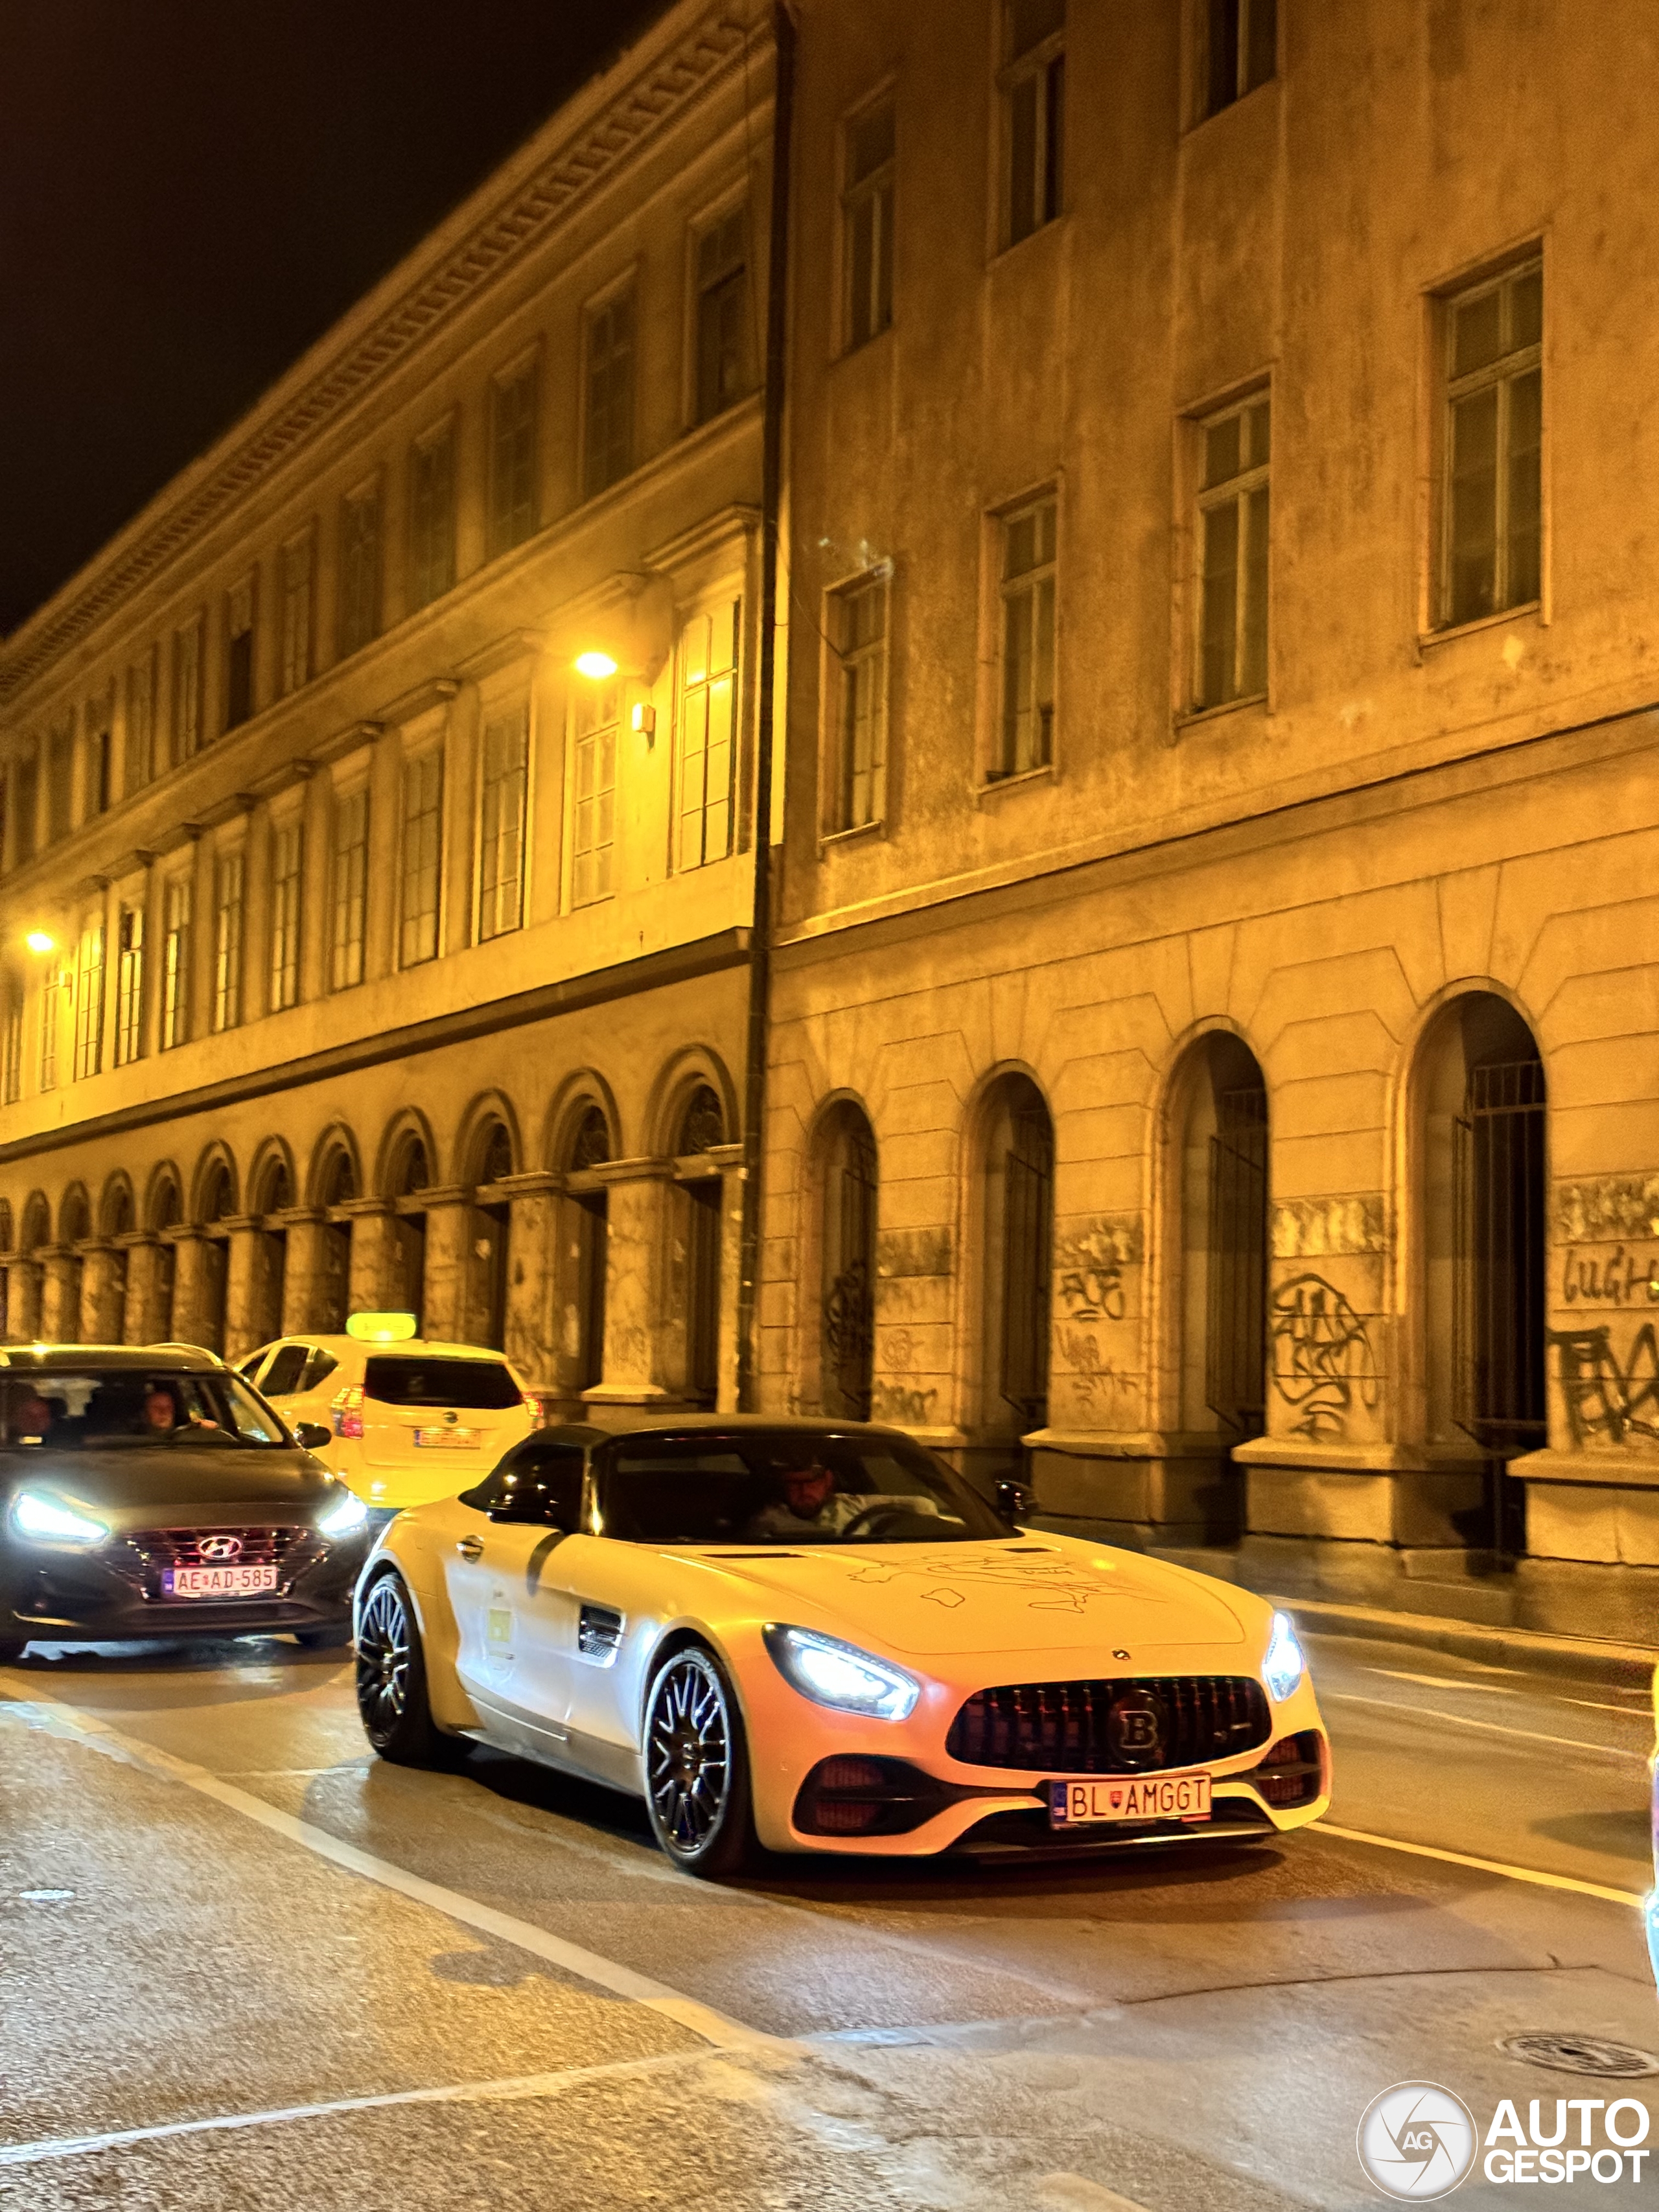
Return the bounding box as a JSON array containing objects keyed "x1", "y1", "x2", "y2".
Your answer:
[{"x1": 0, "y1": 0, "x2": 666, "y2": 638}]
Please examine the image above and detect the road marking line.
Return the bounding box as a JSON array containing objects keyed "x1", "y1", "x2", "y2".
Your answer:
[
  {"x1": 1367, "y1": 1668, "x2": 1515, "y2": 1695},
  {"x1": 1317, "y1": 1821, "x2": 1646, "y2": 1907},
  {"x1": 0, "y1": 2052, "x2": 708, "y2": 2167},
  {"x1": 1327, "y1": 1689, "x2": 1645, "y2": 1758},
  {"x1": 1559, "y1": 1694, "x2": 1655, "y2": 1717},
  {"x1": 0, "y1": 1690, "x2": 793, "y2": 2058},
  {"x1": 1038, "y1": 2176, "x2": 1150, "y2": 2212}
]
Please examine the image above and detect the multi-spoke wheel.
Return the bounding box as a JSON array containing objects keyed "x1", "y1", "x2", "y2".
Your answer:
[
  {"x1": 643, "y1": 1645, "x2": 757, "y2": 1877},
  {"x1": 354, "y1": 1572, "x2": 450, "y2": 1766}
]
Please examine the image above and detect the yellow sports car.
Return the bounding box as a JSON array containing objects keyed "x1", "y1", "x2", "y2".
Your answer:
[{"x1": 353, "y1": 1415, "x2": 1329, "y2": 1875}]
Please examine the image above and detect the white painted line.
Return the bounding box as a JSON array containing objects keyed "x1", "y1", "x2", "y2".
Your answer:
[
  {"x1": 1367, "y1": 1668, "x2": 1515, "y2": 1695},
  {"x1": 1559, "y1": 1694, "x2": 1655, "y2": 1718},
  {"x1": 1038, "y1": 2174, "x2": 1150, "y2": 2212},
  {"x1": 0, "y1": 1690, "x2": 793, "y2": 2058},
  {"x1": 0, "y1": 2052, "x2": 703, "y2": 2168},
  {"x1": 1327, "y1": 1688, "x2": 1645, "y2": 1759},
  {"x1": 1317, "y1": 1821, "x2": 1645, "y2": 1909}
]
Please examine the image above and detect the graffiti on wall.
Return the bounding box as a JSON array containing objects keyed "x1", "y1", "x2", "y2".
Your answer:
[
  {"x1": 1056, "y1": 1325, "x2": 1140, "y2": 1417},
  {"x1": 1053, "y1": 1216, "x2": 1142, "y2": 1324},
  {"x1": 1559, "y1": 1246, "x2": 1659, "y2": 1308},
  {"x1": 1268, "y1": 1272, "x2": 1380, "y2": 1440},
  {"x1": 1547, "y1": 1323, "x2": 1659, "y2": 1447},
  {"x1": 870, "y1": 1380, "x2": 938, "y2": 1426}
]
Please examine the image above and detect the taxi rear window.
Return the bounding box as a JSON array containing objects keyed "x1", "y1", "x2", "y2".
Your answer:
[{"x1": 362, "y1": 1356, "x2": 520, "y2": 1410}]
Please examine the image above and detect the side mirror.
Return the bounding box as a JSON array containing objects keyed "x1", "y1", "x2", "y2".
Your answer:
[
  {"x1": 996, "y1": 1476, "x2": 1036, "y2": 1524},
  {"x1": 294, "y1": 1421, "x2": 332, "y2": 1452},
  {"x1": 487, "y1": 1501, "x2": 564, "y2": 1530}
]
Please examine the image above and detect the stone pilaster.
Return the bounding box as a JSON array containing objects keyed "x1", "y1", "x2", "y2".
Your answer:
[
  {"x1": 169, "y1": 1230, "x2": 215, "y2": 1351},
  {"x1": 39, "y1": 1246, "x2": 83, "y2": 1342},
  {"x1": 6, "y1": 1257, "x2": 43, "y2": 1342},
  {"x1": 500, "y1": 1172, "x2": 562, "y2": 1392},
  {"x1": 708, "y1": 1143, "x2": 745, "y2": 1414},
  {"x1": 80, "y1": 1242, "x2": 128, "y2": 1344},
  {"x1": 415, "y1": 1189, "x2": 472, "y2": 1344},
  {"x1": 342, "y1": 1201, "x2": 397, "y2": 1314},
  {"x1": 277, "y1": 1210, "x2": 336, "y2": 1335},
  {"x1": 121, "y1": 1237, "x2": 171, "y2": 1344},
  {"x1": 581, "y1": 1158, "x2": 679, "y2": 1406},
  {"x1": 223, "y1": 1217, "x2": 279, "y2": 1362}
]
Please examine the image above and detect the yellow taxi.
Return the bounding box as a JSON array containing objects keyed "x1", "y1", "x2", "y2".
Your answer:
[{"x1": 238, "y1": 1313, "x2": 537, "y2": 1517}]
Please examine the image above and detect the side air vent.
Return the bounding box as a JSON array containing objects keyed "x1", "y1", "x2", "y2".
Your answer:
[{"x1": 577, "y1": 1604, "x2": 623, "y2": 1662}]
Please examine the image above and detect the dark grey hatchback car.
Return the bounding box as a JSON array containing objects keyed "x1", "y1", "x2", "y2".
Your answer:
[{"x1": 0, "y1": 1345, "x2": 375, "y2": 1659}]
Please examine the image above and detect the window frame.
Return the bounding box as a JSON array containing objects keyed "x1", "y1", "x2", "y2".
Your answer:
[
  {"x1": 211, "y1": 844, "x2": 245, "y2": 1034},
  {"x1": 277, "y1": 526, "x2": 314, "y2": 700},
  {"x1": 986, "y1": 489, "x2": 1059, "y2": 785},
  {"x1": 172, "y1": 614, "x2": 203, "y2": 765},
  {"x1": 475, "y1": 701, "x2": 531, "y2": 944},
  {"x1": 1189, "y1": 385, "x2": 1272, "y2": 715},
  {"x1": 1194, "y1": 0, "x2": 1279, "y2": 124},
  {"x1": 1432, "y1": 253, "x2": 1545, "y2": 636},
  {"x1": 329, "y1": 780, "x2": 369, "y2": 992},
  {"x1": 841, "y1": 91, "x2": 896, "y2": 354},
  {"x1": 73, "y1": 916, "x2": 106, "y2": 1082},
  {"x1": 114, "y1": 899, "x2": 145, "y2": 1068},
  {"x1": 1, "y1": 982, "x2": 22, "y2": 1104},
  {"x1": 267, "y1": 813, "x2": 303, "y2": 1014},
  {"x1": 336, "y1": 477, "x2": 384, "y2": 660},
  {"x1": 397, "y1": 742, "x2": 445, "y2": 970},
  {"x1": 160, "y1": 870, "x2": 193, "y2": 1052},
  {"x1": 407, "y1": 414, "x2": 458, "y2": 612},
  {"x1": 225, "y1": 572, "x2": 257, "y2": 732},
  {"x1": 125, "y1": 646, "x2": 156, "y2": 797},
  {"x1": 673, "y1": 595, "x2": 742, "y2": 872},
  {"x1": 568, "y1": 673, "x2": 621, "y2": 909},
  {"x1": 689, "y1": 197, "x2": 751, "y2": 427},
  {"x1": 999, "y1": 0, "x2": 1065, "y2": 252},
  {"x1": 485, "y1": 350, "x2": 540, "y2": 561},
  {"x1": 581, "y1": 277, "x2": 637, "y2": 502},
  {"x1": 823, "y1": 565, "x2": 892, "y2": 835}
]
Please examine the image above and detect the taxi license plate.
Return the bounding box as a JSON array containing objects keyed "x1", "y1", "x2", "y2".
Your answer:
[
  {"x1": 1049, "y1": 1774, "x2": 1212, "y2": 1828},
  {"x1": 414, "y1": 1426, "x2": 477, "y2": 1449},
  {"x1": 163, "y1": 1565, "x2": 281, "y2": 1600}
]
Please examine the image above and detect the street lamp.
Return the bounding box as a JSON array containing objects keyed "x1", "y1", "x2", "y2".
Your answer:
[
  {"x1": 24, "y1": 931, "x2": 54, "y2": 955},
  {"x1": 574, "y1": 650, "x2": 618, "y2": 681}
]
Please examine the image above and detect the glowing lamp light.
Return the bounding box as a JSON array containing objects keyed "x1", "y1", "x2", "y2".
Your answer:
[
  {"x1": 345, "y1": 1310, "x2": 419, "y2": 1344},
  {"x1": 1262, "y1": 1610, "x2": 1307, "y2": 1703},
  {"x1": 24, "y1": 931, "x2": 54, "y2": 955},
  {"x1": 574, "y1": 650, "x2": 618, "y2": 681}
]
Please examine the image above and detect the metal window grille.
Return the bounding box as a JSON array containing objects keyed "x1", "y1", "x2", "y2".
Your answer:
[
  {"x1": 1000, "y1": 1104, "x2": 1054, "y2": 1427},
  {"x1": 684, "y1": 1183, "x2": 722, "y2": 1404},
  {"x1": 1205, "y1": 1082, "x2": 1268, "y2": 1434},
  {"x1": 1453, "y1": 1055, "x2": 1546, "y2": 1555},
  {"x1": 823, "y1": 1119, "x2": 877, "y2": 1419}
]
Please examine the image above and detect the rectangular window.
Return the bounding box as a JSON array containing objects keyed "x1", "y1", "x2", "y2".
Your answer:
[
  {"x1": 694, "y1": 207, "x2": 748, "y2": 424},
  {"x1": 583, "y1": 291, "x2": 635, "y2": 500},
  {"x1": 677, "y1": 601, "x2": 739, "y2": 870},
  {"x1": 1194, "y1": 392, "x2": 1270, "y2": 709},
  {"x1": 86, "y1": 700, "x2": 112, "y2": 817},
  {"x1": 14, "y1": 753, "x2": 38, "y2": 867},
  {"x1": 126, "y1": 648, "x2": 156, "y2": 794},
  {"x1": 995, "y1": 497, "x2": 1057, "y2": 776},
  {"x1": 570, "y1": 676, "x2": 619, "y2": 907},
  {"x1": 2, "y1": 986, "x2": 21, "y2": 1104},
  {"x1": 843, "y1": 100, "x2": 895, "y2": 351},
  {"x1": 486, "y1": 362, "x2": 538, "y2": 558},
  {"x1": 115, "y1": 903, "x2": 144, "y2": 1067},
  {"x1": 74, "y1": 922, "x2": 104, "y2": 1081},
  {"x1": 330, "y1": 786, "x2": 368, "y2": 990},
  {"x1": 213, "y1": 850, "x2": 244, "y2": 1032},
  {"x1": 268, "y1": 819, "x2": 303, "y2": 1012},
  {"x1": 1201, "y1": 0, "x2": 1277, "y2": 120},
  {"x1": 1441, "y1": 259, "x2": 1543, "y2": 630},
  {"x1": 478, "y1": 706, "x2": 529, "y2": 942},
  {"x1": 161, "y1": 875, "x2": 192, "y2": 1051},
  {"x1": 338, "y1": 485, "x2": 382, "y2": 658},
  {"x1": 1004, "y1": 0, "x2": 1065, "y2": 246},
  {"x1": 408, "y1": 423, "x2": 456, "y2": 611},
  {"x1": 39, "y1": 963, "x2": 65, "y2": 1092},
  {"x1": 173, "y1": 616, "x2": 203, "y2": 763},
  {"x1": 47, "y1": 721, "x2": 73, "y2": 843},
  {"x1": 226, "y1": 576, "x2": 256, "y2": 730},
  {"x1": 832, "y1": 572, "x2": 889, "y2": 828},
  {"x1": 277, "y1": 531, "x2": 313, "y2": 697},
  {"x1": 399, "y1": 749, "x2": 443, "y2": 968}
]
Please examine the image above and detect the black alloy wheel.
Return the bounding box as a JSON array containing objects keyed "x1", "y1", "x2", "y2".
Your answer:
[
  {"x1": 354, "y1": 1573, "x2": 450, "y2": 1766},
  {"x1": 643, "y1": 1644, "x2": 757, "y2": 1877}
]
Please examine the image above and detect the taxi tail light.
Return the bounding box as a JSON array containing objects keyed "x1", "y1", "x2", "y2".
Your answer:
[
  {"x1": 331, "y1": 1384, "x2": 364, "y2": 1441},
  {"x1": 521, "y1": 1391, "x2": 544, "y2": 1428}
]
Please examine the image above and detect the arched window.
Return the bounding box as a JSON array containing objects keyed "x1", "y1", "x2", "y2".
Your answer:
[
  {"x1": 148, "y1": 1174, "x2": 181, "y2": 1340},
  {"x1": 198, "y1": 1159, "x2": 235, "y2": 1355},
  {"x1": 254, "y1": 1160, "x2": 292, "y2": 1347},
  {"x1": 565, "y1": 1106, "x2": 610, "y2": 1393},
  {"x1": 820, "y1": 1103, "x2": 877, "y2": 1419},
  {"x1": 980, "y1": 1075, "x2": 1054, "y2": 1438},
  {"x1": 390, "y1": 1135, "x2": 430, "y2": 1333},
  {"x1": 1170, "y1": 1035, "x2": 1269, "y2": 1443},
  {"x1": 316, "y1": 1145, "x2": 356, "y2": 1333},
  {"x1": 101, "y1": 1181, "x2": 134, "y2": 1345},
  {"x1": 57, "y1": 1187, "x2": 91, "y2": 1344},
  {"x1": 676, "y1": 1086, "x2": 725, "y2": 1404}
]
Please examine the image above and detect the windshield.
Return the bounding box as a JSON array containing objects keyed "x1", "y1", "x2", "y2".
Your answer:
[
  {"x1": 363, "y1": 1356, "x2": 522, "y2": 1410},
  {"x1": 0, "y1": 1370, "x2": 290, "y2": 1450},
  {"x1": 597, "y1": 1430, "x2": 1011, "y2": 1546}
]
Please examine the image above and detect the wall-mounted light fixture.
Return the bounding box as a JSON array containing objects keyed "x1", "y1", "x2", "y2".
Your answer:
[
  {"x1": 573, "y1": 650, "x2": 619, "y2": 681},
  {"x1": 24, "y1": 931, "x2": 54, "y2": 956},
  {"x1": 631, "y1": 701, "x2": 656, "y2": 745}
]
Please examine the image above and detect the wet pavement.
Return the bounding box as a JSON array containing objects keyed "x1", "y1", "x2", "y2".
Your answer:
[{"x1": 2, "y1": 1625, "x2": 1655, "y2": 2209}]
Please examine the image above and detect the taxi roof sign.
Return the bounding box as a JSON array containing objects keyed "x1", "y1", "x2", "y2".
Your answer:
[{"x1": 346, "y1": 1311, "x2": 419, "y2": 1343}]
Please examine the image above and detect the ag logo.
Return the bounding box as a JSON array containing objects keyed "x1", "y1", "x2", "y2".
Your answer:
[
  {"x1": 1356, "y1": 2082, "x2": 1477, "y2": 2200},
  {"x1": 1107, "y1": 1686, "x2": 1165, "y2": 1767}
]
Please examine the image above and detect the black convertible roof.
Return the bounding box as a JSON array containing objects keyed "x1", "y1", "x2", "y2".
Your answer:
[{"x1": 0, "y1": 1344, "x2": 226, "y2": 1373}]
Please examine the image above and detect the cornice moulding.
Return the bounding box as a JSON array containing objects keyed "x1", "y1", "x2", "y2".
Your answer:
[
  {"x1": 456, "y1": 630, "x2": 546, "y2": 684},
  {"x1": 377, "y1": 678, "x2": 460, "y2": 727}
]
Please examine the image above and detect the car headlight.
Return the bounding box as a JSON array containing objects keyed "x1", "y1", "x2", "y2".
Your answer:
[
  {"x1": 12, "y1": 1490, "x2": 110, "y2": 1547},
  {"x1": 1263, "y1": 1610, "x2": 1306, "y2": 1703},
  {"x1": 317, "y1": 1491, "x2": 369, "y2": 1540},
  {"x1": 763, "y1": 1624, "x2": 920, "y2": 1721}
]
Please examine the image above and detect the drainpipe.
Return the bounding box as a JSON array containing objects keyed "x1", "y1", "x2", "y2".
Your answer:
[{"x1": 735, "y1": 0, "x2": 796, "y2": 1412}]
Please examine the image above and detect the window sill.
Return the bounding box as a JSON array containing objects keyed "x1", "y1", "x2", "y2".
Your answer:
[
  {"x1": 977, "y1": 762, "x2": 1054, "y2": 803},
  {"x1": 988, "y1": 210, "x2": 1069, "y2": 269},
  {"x1": 1417, "y1": 600, "x2": 1542, "y2": 654},
  {"x1": 818, "y1": 819, "x2": 885, "y2": 852},
  {"x1": 1183, "y1": 75, "x2": 1279, "y2": 137},
  {"x1": 1172, "y1": 692, "x2": 1267, "y2": 736},
  {"x1": 834, "y1": 323, "x2": 894, "y2": 367}
]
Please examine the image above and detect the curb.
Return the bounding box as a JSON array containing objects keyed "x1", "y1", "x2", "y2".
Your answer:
[{"x1": 1270, "y1": 1592, "x2": 1659, "y2": 1692}]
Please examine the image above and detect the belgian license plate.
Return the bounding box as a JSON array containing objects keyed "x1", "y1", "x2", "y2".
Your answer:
[
  {"x1": 163, "y1": 1565, "x2": 281, "y2": 1600},
  {"x1": 1049, "y1": 1774, "x2": 1212, "y2": 1828},
  {"x1": 414, "y1": 1426, "x2": 477, "y2": 1449}
]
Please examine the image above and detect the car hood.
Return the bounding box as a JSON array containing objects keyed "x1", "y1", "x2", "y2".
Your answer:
[
  {"x1": 683, "y1": 1536, "x2": 1253, "y2": 1657},
  {"x1": 2, "y1": 1446, "x2": 336, "y2": 1524}
]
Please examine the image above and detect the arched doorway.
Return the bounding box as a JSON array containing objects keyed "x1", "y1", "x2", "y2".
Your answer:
[
  {"x1": 676, "y1": 1085, "x2": 725, "y2": 1405},
  {"x1": 474, "y1": 1120, "x2": 514, "y2": 1351},
  {"x1": 1417, "y1": 994, "x2": 1545, "y2": 1557},
  {"x1": 1173, "y1": 1034, "x2": 1269, "y2": 1442},
  {"x1": 979, "y1": 1074, "x2": 1055, "y2": 1442},
  {"x1": 253, "y1": 1159, "x2": 292, "y2": 1346},
  {"x1": 58, "y1": 1187, "x2": 91, "y2": 1342},
  {"x1": 820, "y1": 1102, "x2": 877, "y2": 1419},
  {"x1": 316, "y1": 1145, "x2": 355, "y2": 1332},
  {"x1": 102, "y1": 1180, "x2": 133, "y2": 1344},
  {"x1": 198, "y1": 1159, "x2": 235, "y2": 1353},
  {"x1": 565, "y1": 1106, "x2": 610, "y2": 1393},
  {"x1": 150, "y1": 1174, "x2": 181, "y2": 1340},
  {"x1": 389, "y1": 1135, "x2": 430, "y2": 1331}
]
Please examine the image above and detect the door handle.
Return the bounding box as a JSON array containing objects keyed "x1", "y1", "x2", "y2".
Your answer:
[{"x1": 455, "y1": 1535, "x2": 483, "y2": 1560}]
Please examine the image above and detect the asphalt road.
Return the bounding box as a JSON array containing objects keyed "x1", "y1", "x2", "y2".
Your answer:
[{"x1": 3, "y1": 1623, "x2": 1656, "y2": 2211}]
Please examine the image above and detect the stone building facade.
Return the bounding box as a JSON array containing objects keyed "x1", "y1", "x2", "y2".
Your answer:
[
  {"x1": 0, "y1": 1, "x2": 776, "y2": 1419},
  {"x1": 759, "y1": 0, "x2": 1659, "y2": 1637}
]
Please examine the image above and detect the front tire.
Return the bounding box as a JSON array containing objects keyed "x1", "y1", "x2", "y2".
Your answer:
[
  {"x1": 354, "y1": 1573, "x2": 452, "y2": 1767},
  {"x1": 643, "y1": 1644, "x2": 757, "y2": 1878}
]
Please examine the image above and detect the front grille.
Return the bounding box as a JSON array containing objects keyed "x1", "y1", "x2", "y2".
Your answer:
[
  {"x1": 946, "y1": 1675, "x2": 1270, "y2": 1774},
  {"x1": 130, "y1": 1526, "x2": 305, "y2": 1570}
]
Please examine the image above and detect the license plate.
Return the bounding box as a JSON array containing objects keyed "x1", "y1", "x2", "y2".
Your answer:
[
  {"x1": 163, "y1": 1565, "x2": 281, "y2": 1599},
  {"x1": 414, "y1": 1426, "x2": 477, "y2": 1449},
  {"x1": 1049, "y1": 1773, "x2": 1212, "y2": 1828}
]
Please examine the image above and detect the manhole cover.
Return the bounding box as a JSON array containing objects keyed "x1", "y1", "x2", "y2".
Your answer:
[{"x1": 1497, "y1": 2032, "x2": 1659, "y2": 2078}]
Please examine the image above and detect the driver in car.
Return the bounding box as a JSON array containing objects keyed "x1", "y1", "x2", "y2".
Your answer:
[
  {"x1": 139, "y1": 1384, "x2": 180, "y2": 1438},
  {"x1": 743, "y1": 1457, "x2": 868, "y2": 1542}
]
